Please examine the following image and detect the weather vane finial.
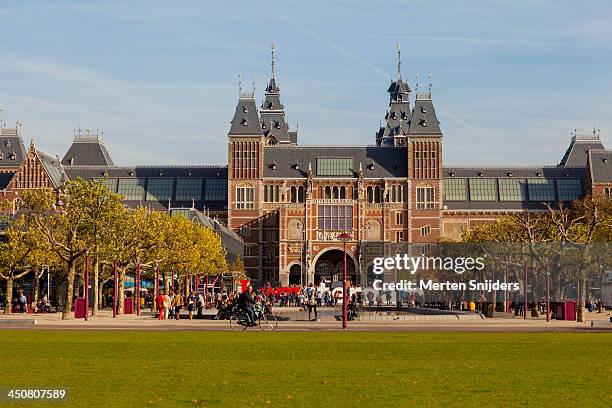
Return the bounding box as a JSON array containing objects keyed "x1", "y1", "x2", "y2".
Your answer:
[
  {"x1": 415, "y1": 73, "x2": 420, "y2": 93},
  {"x1": 238, "y1": 73, "x2": 242, "y2": 95},
  {"x1": 397, "y1": 43, "x2": 401, "y2": 80},
  {"x1": 428, "y1": 73, "x2": 432, "y2": 95},
  {"x1": 271, "y1": 42, "x2": 276, "y2": 79}
]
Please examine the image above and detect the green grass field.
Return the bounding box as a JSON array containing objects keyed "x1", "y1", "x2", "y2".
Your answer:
[{"x1": 1, "y1": 331, "x2": 610, "y2": 407}]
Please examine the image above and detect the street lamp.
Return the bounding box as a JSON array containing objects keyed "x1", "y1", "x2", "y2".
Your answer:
[
  {"x1": 338, "y1": 232, "x2": 352, "y2": 330},
  {"x1": 84, "y1": 251, "x2": 90, "y2": 321}
]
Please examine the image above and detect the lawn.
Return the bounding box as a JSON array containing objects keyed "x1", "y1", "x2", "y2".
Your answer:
[{"x1": 1, "y1": 331, "x2": 610, "y2": 407}]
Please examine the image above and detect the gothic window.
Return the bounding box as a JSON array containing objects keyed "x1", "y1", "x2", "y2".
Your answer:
[
  {"x1": 367, "y1": 186, "x2": 373, "y2": 203},
  {"x1": 298, "y1": 185, "x2": 305, "y2": 203},
  {"x1": 290, "y1": 186, "x2": 297, "y2": 203},
  {"x1": 236, "y1": 185, "x2": 254, "y2": 209},
  {"x1": 317, "y1": 205, "x2": 353, "y2": 230},
  {"x1": 374, "y1": 186, "x2": 382, "y2": 203},
  {"x1": 325, "y1": 186, "x2": 331, "y2": 199},
  {"x1": 332, "y1": 186, "x2": 338, "y2": 199},
  {"x1": 416, "y1": 184, "x2": 435, "y2": 209},
  {"x1": 420, "y1": 225, "x2": 431, "y2": 237},
  {"x1": 339, "y1": 186, "x2": 346, "y2": 199}
]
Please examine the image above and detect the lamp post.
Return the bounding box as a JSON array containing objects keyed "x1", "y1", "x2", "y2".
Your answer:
[
  {"x1": 524, "y1": 263, "x2": 528, "y2": 320},
  {"x1": 84, "y1": 251, "x2": 90, "y2": 321},
  {"x1": 136, "y1": 263, "x2": 141, "y2": 316},
  {"x1": 338, "y1": 232, "x2": 352, "y2": 330},
  {"x1": 546, "y1": 271, "x2": 550, "y2": 322},
  {"x1": 113, "y1": 258, "x2": 118, "y2": 318}
]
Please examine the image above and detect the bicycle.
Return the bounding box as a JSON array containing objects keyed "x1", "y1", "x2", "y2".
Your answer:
[{"x1": 229, "y1": 303, "x2": 278, "y2": 331}]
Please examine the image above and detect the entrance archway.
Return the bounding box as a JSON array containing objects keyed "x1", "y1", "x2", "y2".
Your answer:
[
  {"x1": 314, "y1": 249, "x2": 356, "y2": 285},
  {"x1": 289, "y1": 264, "x2": 302, "y2": 285}
]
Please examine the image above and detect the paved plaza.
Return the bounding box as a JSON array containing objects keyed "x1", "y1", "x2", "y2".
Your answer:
[{"x1": 1, "y1": 308, "x2": 610, "y2": 332}]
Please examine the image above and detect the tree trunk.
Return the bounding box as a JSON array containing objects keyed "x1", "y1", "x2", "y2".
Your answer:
[
  {"x1": 164, "y1": 271, "x2": 170, "y2": 296},
  {"x1": 5, "y1": 278, "x2": 13, "y2": 314},
  {"x1": 92, "y1": 258, "x2": 99, "y2": 316},
  {"x1": 576, "y1": 276, "x2": 586, "y2": 322},
  {"x1": 117, "y1": 269, "x2": 125, "y2": 315},
  {"x1": 98, "y1": 281, "x2": 104, "y2": 310},
  {"x1": 63, "y1": 260, "x2": 76, "y2": 320},
  {"x1": 33, "y1": 272, "x2": 41, "y2": 304}
]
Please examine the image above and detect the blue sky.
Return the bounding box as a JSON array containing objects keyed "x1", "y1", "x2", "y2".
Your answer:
[{"x1": 0, "y1": 0, "x2": 610, "y2": 166}]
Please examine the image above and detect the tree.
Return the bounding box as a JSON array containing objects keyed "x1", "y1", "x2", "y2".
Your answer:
[
  {"x1": 0, "y1": 216, "x2": 42, "y2": 313},
  {"x1": 21, "y1": 182, "x2": 89, "y2": 319},
  {"x1": 77, "y1": 178, "x2": 124, "y2": 316}
]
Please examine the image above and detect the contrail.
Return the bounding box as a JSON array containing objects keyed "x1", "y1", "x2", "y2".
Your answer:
[{"x1": 272, "y1": 10, "x2": 388, "y2": 79}]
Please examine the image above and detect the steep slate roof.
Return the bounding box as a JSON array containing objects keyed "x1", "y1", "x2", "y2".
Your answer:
[
  {"x1": 62, "y1": 136, "x2": 114, "y2": 166},
  {"x1": 377, "y1": 77, "x2": 411, "y2": 146},
  {"x1": 259, "y1": 64, "x2": 297, "y2": 145},
  {"x1": 264, "y1": 146, "x2": 407, "y2": 178},
  {"x1": 588, "y1": 149, "x2": 612, "y2": 183},
  {"x1": 0, "y1": 126, "x2": 27, "y2": 168},
  {"x1": 36, "y1": 149, "x2": 67, "y2": 188},
  {"x1": 559, "y1": 134, "x2": 605, "y2": 167},
  {"x1": 228, "y1": 96, "x2": 263, "y2": 136},
  {"x1": 408, "y1": 94, "x2": 442, "y2": 136}
]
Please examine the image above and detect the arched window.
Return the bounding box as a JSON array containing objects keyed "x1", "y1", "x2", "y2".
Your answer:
[
  {"x1": 367, "y1": 186, "x2": 373, "y2": 203},
  {"x1": 298, "y1": 186, "x2": 305, "y2": 203},
  {"x1": 325, "y1": 186, "x2": 331, "y2": 199},
  {"x1": 374, "y1": 186, "x2": 382, "y2": 203},
  {"x1": 416, "y1": 184, "x2": 435, "y2": 209},
  {"x1": 339, "y1": 186, "x2": 346, "y2": 199},
  {"x1": 332, "y1": 186, "x2": 338, "y2": 199},
  {"x1": 236, "y1": 185, "x2": 254, "y2": 209}
]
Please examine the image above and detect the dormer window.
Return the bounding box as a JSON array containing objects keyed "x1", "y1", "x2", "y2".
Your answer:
[
  {"x1": 421, "y1": 107, "x2": 427, "y2": 113},
  {"x1": 398, "y1": 95, "x2": 403, "y2": 102},
  {"x1": 420, "y1": 120, "x2": 428, "y2": 127},
  {"x1": 242, "y1": 106, "x2": 248, "y2": 113},
  {"x1": 270, "y1": 163, "x2": 277, "y2": 170},
  {"x1": 477, "y1": 171, "x2": 484, "y2": 177},
  {"x1": 241, "y1": 118, "x2": 248, "y2": 126},
  {"x1": 9, "y1": 153, "x2": 15, "y2": 160},
  {"x1": 5, "y1": 141, "x2": 10, "y2": 147},
  {"x1": 507, "y1": 171, "x2": 512, "y2": 177},
  {"x1": 274, "y1": 121, "x2": 281, "y2": 129},
  {"x1": 294, "y1": 163, "x2": 300, "y2": 170},
  {"x1": 368, "y1": 163, "x2": 376, "y2": 170},
  {"x1": 0, "y1": 153, "x2": 3, "y2": 160},
  {"x1": 604, "y1": 158, "x2": 609, "y2": 163}
]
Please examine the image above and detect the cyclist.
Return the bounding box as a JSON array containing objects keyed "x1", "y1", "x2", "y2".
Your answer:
[{"x1": 238, "y1": 285, "x2": 257, "y2": 326}]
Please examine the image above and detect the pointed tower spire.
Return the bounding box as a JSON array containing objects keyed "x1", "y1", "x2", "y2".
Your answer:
[
  {"x1": 397, "y1": 43, "x2": 401, "y2": 80},
  {"x1": 252, "y1": 73, "x2": 256, "y2": 97},
  {"x1": 271, "y1": 42, "x2": 276, "y2": 79}
]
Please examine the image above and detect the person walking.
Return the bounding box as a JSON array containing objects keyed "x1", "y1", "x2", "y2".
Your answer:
[
  {"x1": 197, "y1": 292, "x2": 205, "y2": 319},
  {"x1": 187, "y1": 291, "x2": 197, "y2": 320},
  {"x1": 155, "y1": 289, "x2": 166, "y2": 320},
  {"x1": 307, "y1": 285, "x2": 318, "y2": 321},
  {"x1": 163, "y1": 291, "x2": 170, "y2": 320},
  {"x1": 172, "y1": 292, "x2": 183, "y2": 320}
]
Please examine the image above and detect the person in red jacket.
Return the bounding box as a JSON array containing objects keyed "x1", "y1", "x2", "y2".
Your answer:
[{"x1": 155, "y1": 290, "x2": 166, "y2": 320}]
